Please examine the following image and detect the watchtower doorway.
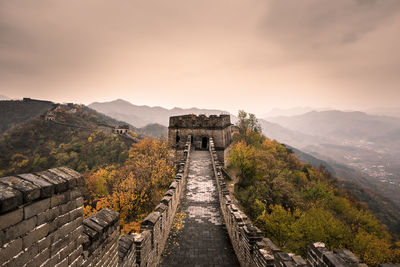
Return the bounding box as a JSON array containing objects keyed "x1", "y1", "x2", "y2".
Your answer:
[{"x1": 201, "y1": 137, "x2": 208, "y2": 149}]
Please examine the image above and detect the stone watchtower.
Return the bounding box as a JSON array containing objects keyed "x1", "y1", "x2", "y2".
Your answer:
[{"x1": 168, "y1": 114, "x2": 235, "y2": 163}]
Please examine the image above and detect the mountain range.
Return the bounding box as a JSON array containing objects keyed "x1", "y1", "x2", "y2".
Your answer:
[{"x1": 89, "y1": 99, "x2": 230, "y2": 128}]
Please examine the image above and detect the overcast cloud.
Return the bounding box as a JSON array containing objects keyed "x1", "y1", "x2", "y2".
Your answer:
[{"x1": 1, "y1": 0, "x2": 399, "y2": 114}]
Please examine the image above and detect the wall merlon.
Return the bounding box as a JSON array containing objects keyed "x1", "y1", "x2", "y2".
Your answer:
[
  {"x1": 18, "y1": 173, "x2": 54, "y2": 198},
  {"x1": 0, "y1": 176, "x2": 40, "y2": 203}
]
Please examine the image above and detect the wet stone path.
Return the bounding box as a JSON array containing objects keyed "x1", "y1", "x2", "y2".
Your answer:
[{"x1": 159, "y1": 151, "x2": 240, "y2": 267}]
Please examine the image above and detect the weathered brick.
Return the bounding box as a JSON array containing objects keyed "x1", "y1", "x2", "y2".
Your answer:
[
  {"x1": 37, "y1": 206, "x2": 60, "y2": 225},
  {"x1": 57, "y1": 212, "x2": 71, "y2": 227},
  {"x1": 58, "y1": 167, "x2": 83, "y2": 186},
  {"x1": 0, "y1": 238, "x2": 22, "y2": 263},
  {"x1": 69, "y1": 188, "x2": 82, "y2": 200},
  {"x1": 70, "y1": 255, "x2": 83, "y2": 267},
  {"x1": 23, "y1": 223, "x2": 49, "y2": 248},
  {"x1": 12, "y1": 242, "x2": 39, "y2": 266},
  {"x1": 68, "y1": 244, "x2": 83, "y2": 264},
  {"x1": 24, "y1": 198, "x2": 50, "y2": 219},
  {"x1": 76, "y1": 196, "x2": 84, "y2": 207},
  {"x1": 60, "y1": 199, "x2": 76, "y2": 214},
  {"x1": 41, "y1": 251, "x2": 61, "y2": 267},
  {"x1": 26, "y1": 247, "x2": 50, "y2": 267},
  {"x1": 0, "y1": 207, "x2": 23, "y2": 230},
  {"x1": 18, "y1": 173, "x2": 54, "y2": 198},
  {"x1": 50, "y1": 192, "x2": 69, "y2": 208},
  {"x1": 50, "y1": 217, "x2": 82, "y2": 247},
  {"x1": 0, "y1": 183, "x2": 23, "y2": 213},
  {"x1": 49, "y1": 168, "x2": 77, "y2": 189},
  {"x1": 0, "y1": 176, "x2": 40, "y2": 203},
  {"x1": 55, "y1": 256, "x2": 68, "y2": 267},
  {"x1": 36, "y1": 171, "x2": 68, "y2": 194},
  {"x1": 4, "y1": 216, "x2": 37, "y2": 243},
  {"x1": 69, "y1": 206, "x2": 83, "y2": 221},
  {"x1": 38, "y1": 236, "x2": 51, "y2": 251}
]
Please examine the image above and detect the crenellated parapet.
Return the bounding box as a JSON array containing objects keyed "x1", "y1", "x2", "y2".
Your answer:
[
  {"x1": 208, "y1": 137, "x2": 367, "y2": 267},
  {"x1": 0, "y1": 167, "x2": 84, "y2": 266},
  {"x1": 81, "y1": 208, "x2": 120, "y2": 266}
]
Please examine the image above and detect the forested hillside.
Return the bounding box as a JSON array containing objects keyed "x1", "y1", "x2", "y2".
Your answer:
[
  {"x1": 0, "y1": 102, "x2": 177, "y2": 234},
  {"x1": 227, "y1": 111, "x2": 400, "y2": 266},
  {"x1": 0, "y1": 99, "x2": 54, "y2": 135},
  {"x1": 0, "y1": 104, "x2": 135, "y2": 176}
]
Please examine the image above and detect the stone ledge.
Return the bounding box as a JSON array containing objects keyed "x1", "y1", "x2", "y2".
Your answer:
[
  {"x1": 82, "y1": 208, "x2": 120, "y2": 251},
  {"x1": 0, "y1": 167, "x2": 82, "y2": 215}
]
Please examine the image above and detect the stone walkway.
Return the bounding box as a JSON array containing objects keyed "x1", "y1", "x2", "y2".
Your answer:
[{"x1": 159, "y1": 151, "x2": 240, "y2": 267}]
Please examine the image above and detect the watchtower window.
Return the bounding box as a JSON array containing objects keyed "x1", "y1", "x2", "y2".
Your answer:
[
  {"x1": 201, "y1": 137, "x2": 208, "y2": 149},
  {"x1": 191, "y1": 135, "x2": 194, "y2": 144},
  {"x1": 176, "y1": 134, "x2": 180, "y2": 144}
]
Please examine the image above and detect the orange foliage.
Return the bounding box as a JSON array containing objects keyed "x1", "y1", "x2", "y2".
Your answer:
[{"x1": 83, "y1": 138, "x2": 176, "y2": 234}]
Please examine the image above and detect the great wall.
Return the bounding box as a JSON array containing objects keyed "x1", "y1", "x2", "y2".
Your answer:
[{"x1": 0, "y1": 114, "x2": 396, "y2": 266}]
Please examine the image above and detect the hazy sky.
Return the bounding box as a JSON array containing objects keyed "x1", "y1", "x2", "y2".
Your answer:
[{"x1": 1, "y1": 0, "x2": 399, "y2": 114}]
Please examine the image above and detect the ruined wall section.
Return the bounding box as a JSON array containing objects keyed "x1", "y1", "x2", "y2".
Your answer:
[
  {"x1": 209, "y1": 137, "x2": 367, "y2": 267},
  {"x1": 0, "y1": 167, "x2": 84, "y2": 267},
  {"x1": 118, "y1": 135, "x2": 192, "y2": 267}
]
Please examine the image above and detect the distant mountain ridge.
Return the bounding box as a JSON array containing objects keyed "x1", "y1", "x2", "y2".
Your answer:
[
  {"x1": 89, "y1": 99, "x2": 230, "y2": 127},
  {"x1": 265, "y1": 110, "x2": 400, "y2": 141}
]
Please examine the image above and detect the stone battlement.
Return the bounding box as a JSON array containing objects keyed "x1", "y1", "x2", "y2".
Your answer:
[{"x1": 169, "y1": 114, "x2": 231, "y2": 129}]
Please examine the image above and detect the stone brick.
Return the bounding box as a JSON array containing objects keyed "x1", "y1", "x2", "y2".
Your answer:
[
  {"x1": 70, "y1": 255, "x2": 83, "y2": 267},
  {"x1": 0, "y1": 207, "x2": 23, "y2": 230},
  {"x1": 12, "y1": 242, "x2": 39, "y2": 266},
  {"x1": 24, "y1": 198, "x2": 50, "y2": 219},
  {"x1": 69, "y1": 206, "x2": 83, "y2": 221},
  {"x1": 55, "y1": 257, "x2": 68, "y2": 267},
  {"x1": 69, "y1": 188, "x2": 82, "y2": 200},
  {"x1": 58, "y1": 167, "x2": 83, "y2": 186},
  {"x1": 50, "y1": 192, "x2": 69, "y2": 208},
  {"x1": 27, "y1": 247, "x2": 50, "y2": 267},
  {"x1": 59, "y1": 199, "x2": 76, "y2": 214},
  {"x1": 0, "y1": 176, "x2": 40, "y2": 203},
  {"x1": 0, "y1": 183, "x2": 23, "y2": 213},
  {"x1": 36, "y1": 170, "x2": 68, "y2": 194},
  {"x1": 18, "y1": 173, "x2": 54, "y2": 198},
  {"x1": 23, "y1": 223, "x2": 49, "y2": 248},
  {"x1": 57, "y1": 212, "x2": 71, "y2": 227},
  {"x1": 49, "y1": 168, "x2": 77, "y2": 189},
  {"x1": 38, "y1": 236, "x2": 51, "y2": 251},
  {"x1": 68, "y1": 244, "x2": 83, "y2": 264},
  {"x1": 4, "y1": 216, "x2": 37, "y2": 243},
  {"x1": 76, "y1": 196, "x2": 84, "y2": 207},
  {"x1": 37, "y1": 205, "x2": 60, "y2": 225},
  {"x1": 41, "y1": 252, "x2": 61, "y2": 267},
  {"x1": 50, "y1": 217, "x2": 82, "y2": 246},
  {"x1": 0, "y1": 238, "x2": 22, "y2": 263}
]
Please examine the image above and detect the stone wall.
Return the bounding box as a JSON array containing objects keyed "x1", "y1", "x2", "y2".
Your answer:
[
  {"x1": 208, "y1": 137, "x2": 367, "y2": 267},
  {"x1": 0, "y1": 167, "x2": 84, "y2": 267},
  {"x1": 118, "y1": 135, "x2": 192, "y2": 267},
  {"x1": 307, "y1": 242, "x2": 367, "y2": 267}
]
